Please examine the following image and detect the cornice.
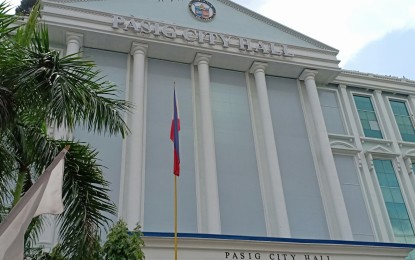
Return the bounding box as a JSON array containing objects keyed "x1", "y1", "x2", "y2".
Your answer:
[
  {"x1": 43, "y1": 0, "x2": 338, "y2": 53},
  {"x1": 42, "y1": 1, "x2": 340, "y2": 62},
  {"x1": 339, "y1": 69, "x2": 415, "y2": 84},
  {"x1": 43, "y1": 0, "x2": 114, "y2": 18},
  {"x1": 333, "y1": 69, "x2": 415, "y2": 94}
]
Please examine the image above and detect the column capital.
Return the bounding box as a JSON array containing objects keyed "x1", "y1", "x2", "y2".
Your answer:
[
  {"x1": 299, "y1": 69, "x2": 318, "y2": 81},
  {"x1": 130, "y1": 42, "x2": 148, "y2": 56},
  {"x1": 374, "y1": 89, "x2": 382, "y2": 95},
  {"x1": 66, "y1": 32, "x2": 83, "y2": 46},
  {"x1": 339, "y1": 84, "x2": 347, "y2": 90},
  {"x1": 193, "y1": 53, "x2": 212, "y2": 65},
  {"x1": 249, "y1": 61, "x2": 268, "y2": 74}
]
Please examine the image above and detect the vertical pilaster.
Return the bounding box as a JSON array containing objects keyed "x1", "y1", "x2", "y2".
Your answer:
[
  {"x1": 122, "y1": 42, "x2": 148, "y2": 230},
  {"x1": 249, "y1": 62, "x2": 290, "y2": 237},
  {"x1": 406, "y1": 95, "x2": 415, "y2": 192},
  {"x1": 193, "y1": 53, "x2": 221, "y2": 234},
  {"x1": 372, "y1": 90, "x2": 395, "y2": 141},
  {"x1": 300, "y1": 70, "x2": 353, "y2": 240}
]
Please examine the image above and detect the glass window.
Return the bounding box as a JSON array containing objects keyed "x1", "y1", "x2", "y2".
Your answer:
[
  {"x1": 318, "y1": 89, "x2": 346, "y2": 134},
  {"x1": 373, "y1": 160, "x2": 415, "y2": 244},
  {"x1": 390, "y1": 100, "x2": 415, "y2": 142},
  {"x1": 353, "y1": 95, "x2": 383, "y2": 138}
]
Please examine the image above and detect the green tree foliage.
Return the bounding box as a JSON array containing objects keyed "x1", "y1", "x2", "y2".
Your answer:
[
  {"x1": 102, "y1": 220, "x2": 145, "y2": 260},
  {"x1": 0, "y1": 1, "x2": 132, "y2": 258},
  {"x1": 15, "y1": 0, "x2": 37, "y2": 15}
]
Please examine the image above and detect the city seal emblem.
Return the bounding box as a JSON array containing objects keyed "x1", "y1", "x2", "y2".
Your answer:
[{"x1": 188, "y1": 0, "x2": 216, "y2": 21}]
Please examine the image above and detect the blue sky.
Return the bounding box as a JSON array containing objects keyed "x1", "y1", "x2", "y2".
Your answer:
[
  {"x1": 7, "y1": 0, "x2": 415, "y2": 79},
  {"x1": 235, "y1": 0, "x2": 415, "y2": 79}
]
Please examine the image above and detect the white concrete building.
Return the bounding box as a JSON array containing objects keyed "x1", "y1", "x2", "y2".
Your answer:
[{"x1": 40, "y1": 0, "x2": 415, "y2": 259}]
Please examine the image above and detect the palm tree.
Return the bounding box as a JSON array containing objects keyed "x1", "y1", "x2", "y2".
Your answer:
[{"x1": 0, "y1": 1, "x2": 131, "y2": 258}]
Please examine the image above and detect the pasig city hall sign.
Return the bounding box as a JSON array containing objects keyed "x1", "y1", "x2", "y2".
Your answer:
[{"x1": 111, "y1": 16, "x2": 294, "y2": 57}]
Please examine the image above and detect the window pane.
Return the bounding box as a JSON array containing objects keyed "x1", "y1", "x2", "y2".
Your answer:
[
  {"x1": 381, "y1": 187, "x2": 393, "y2": 202},
  {"x1": 373, "y1": 159, "x2": 415, "y2": 244},
  {"x1": 391, "y1": 219, "x2": 404, "y2": 235},
  {"x1": 353, "y1": 95, "x2": 383, "y2": 138},
  {"x1": 390, "y1": 100, "x2": 415, "y2": 142},
  {"x1": 318, "y1": 90, "x2": 346, "y2": 134},
  {"x1": 401, "y1": 220, "x2": 415, "y2": 236},
  {"x1": 391, "y1": 189, "x2": 404, "y2": 203}
]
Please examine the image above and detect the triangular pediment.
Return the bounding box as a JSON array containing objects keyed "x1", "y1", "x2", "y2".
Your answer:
[
  {"x1": 367, "y1": 145, "x2": 393, "y2": 154},
  {"x1": 46, "y1": 0, "x2": 337, "y2": 52}
]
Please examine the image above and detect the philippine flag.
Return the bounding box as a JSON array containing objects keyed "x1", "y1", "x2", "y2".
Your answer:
[{"x1": 170, "y1": 87, "x2": 180, "y2": 176}]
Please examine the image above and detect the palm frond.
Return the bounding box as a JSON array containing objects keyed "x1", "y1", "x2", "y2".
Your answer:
[
  {"x1": 58, "y1": 142, "x2": 115, "y2": 259},
  {"x1": 0, "y1": 85, "x2": 16, "y2": 129},
  {"x1": 0, "y1": 2, "x2": 126, "y2": 257},
  {"x1": 24, "y1": 216, "x2": 45, "y2": 249},
  {"x1": 0, "y1": 124, "x2": 115, "y2": 258},
  {"x1": 15, "y1": 0, "x2": 40, "y2": 47},
  {"x1": 0, "y1": 1, "x2": 20, "y2": 39},
  {"x1": 0, "y1": 132, "x2": 18, "y2": 215},
  {"x1": 6, "y1": 26, "x2": 131, "y2": 137}
]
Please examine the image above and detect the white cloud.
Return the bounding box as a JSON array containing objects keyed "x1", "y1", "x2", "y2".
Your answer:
[{"x1": 238, "y1": 0, "x2": 415, "y2": 65}]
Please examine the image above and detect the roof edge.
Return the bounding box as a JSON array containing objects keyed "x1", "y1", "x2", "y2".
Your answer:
[{"x1": 341, "y1": 69, "x2": 415, "y2": 84}]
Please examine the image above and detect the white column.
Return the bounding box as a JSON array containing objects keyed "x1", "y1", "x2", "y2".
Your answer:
[
  {"x1": 194, "y1": 53, "x2": 221, "y2": 234},
  {"x1": 122, "y1": 42, "x2": 148, "y2": 230},
  {"x1": 249, "y1": 62, "x2": 290, "y2": 237},
  {"x1": 65, "y1": 32, "x2": 83, "y2": 56},
  {"x1": 299, "y1": 69, "x2": 353, "y2": 240}
]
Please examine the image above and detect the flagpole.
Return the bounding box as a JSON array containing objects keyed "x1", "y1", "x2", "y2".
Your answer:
[
  {"x1": 173, "y1": 81, "x2": 179, "y2": 260},
  {"x1": 174, "y1": 175, "x2": 178, "y2": 260}
]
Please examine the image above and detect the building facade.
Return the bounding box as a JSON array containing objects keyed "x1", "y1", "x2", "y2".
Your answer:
[{"x1": 40, "y1": 0, "x2": 415, "y2": 259}]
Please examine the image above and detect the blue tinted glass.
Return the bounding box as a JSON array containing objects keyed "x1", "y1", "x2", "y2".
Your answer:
[
  {"x1": 386, "y1": 202, "x2": 398, "y2": 219},
  {"x1": 391, "y1": 189, "x2": 404, "y2": 203},
  {"x1": 391, "y1": 219, "x2": 404, "y2": 235},
  {"x1": 387, "y1": 174, "x2": 399, "y2": 187},
  {"x1": 374, "y1": 160, "x2": 384, "y2": 170},
  {"x1": 396, "y1": 203, "x2": 410, "y2": 219},
  {"x1": 401, "y1": 220, "x2": 415, "y2": 236},
  {"x1": 381, "y1": 187, "x2": 393, "y2": 202},
  {"x1": 383, "y1": 160, "x2": 394, "y2": 172},
  {"x1": 354, "y1": 95, "x2": 383, "y2": 139},
  {"x1": 390, "y1": 100, "x2": 415, "y2": 142},
  {"x1": 373, "y1": 159, "x2": 415, "y2": 244}
]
